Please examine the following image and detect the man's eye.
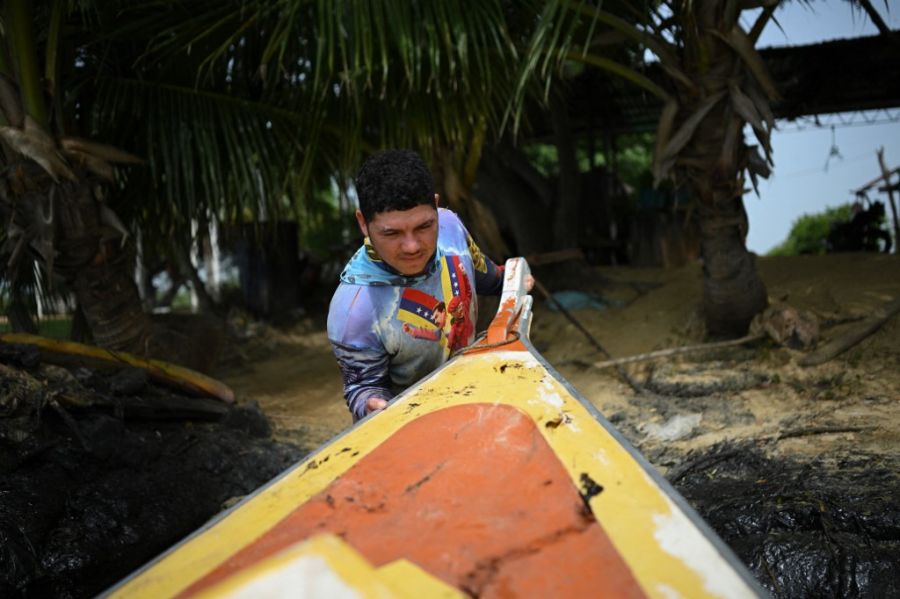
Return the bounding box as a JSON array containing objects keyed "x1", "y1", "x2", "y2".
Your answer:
[{"x1": 382, "y1": 231, "x2": 398, "y2": 237}]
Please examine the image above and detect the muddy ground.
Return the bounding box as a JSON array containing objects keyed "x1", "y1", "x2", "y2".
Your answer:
[
  {"x1": 2, "y1": 253, "x2": 899, "y2": 597},
  {"x1": 0, "y1": 364, "x2": 303, "y2": 598}
]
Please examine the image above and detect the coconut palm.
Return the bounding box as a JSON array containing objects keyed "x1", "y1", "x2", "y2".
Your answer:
[
  {"x1": 7, "y1": 0, "x2": 884, "y2": 347},
  {"x1": 522, "y1": 0, "x2": 893, "y2": 336},
  {"x1": 0, "y1": 0, "x2": 535, "y2": 357},
  {"x1": 511, "y1": 0, "x2": 781, "y2": 336}
]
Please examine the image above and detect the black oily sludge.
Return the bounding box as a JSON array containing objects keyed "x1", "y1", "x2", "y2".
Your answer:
[
  {"x1": 672, "y1": 442, "x2": 900, "y2": 598},
  {"x1": 0, "y1": 401, "x2": 304, "y2": 599}
]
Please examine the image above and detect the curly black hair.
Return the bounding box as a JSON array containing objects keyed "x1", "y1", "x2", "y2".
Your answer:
[{"x1": 355, "y1": 149, "x2": 435, "y2": 222}]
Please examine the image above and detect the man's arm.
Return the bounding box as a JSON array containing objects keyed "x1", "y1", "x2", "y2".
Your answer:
[
  {"x1": 328, "y1": 285, "x2": 394, "y2": 420},
  {"x1": 330, "y1": 340, "x2": 394, "y2": 421},
  {"x1": 464, "y1": 232, "x2": 506, "y2": 296}
]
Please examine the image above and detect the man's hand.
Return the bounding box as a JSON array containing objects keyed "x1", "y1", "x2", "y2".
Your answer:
[
  {"x1": 365, "y1": 397, "x2": 388, "y2": 414},
  {"x1": 524, "y1": 274, "x2": 535, "y2": 293}
]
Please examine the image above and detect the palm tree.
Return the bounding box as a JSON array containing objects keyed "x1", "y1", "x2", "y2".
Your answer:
[
  {"x1": 1, "y1": 0, "x2": 149, "y2": 353},
  {"x1": 0, "y1": 1, "x2": 534, "y2": 357},
  {"x1": 9, "y1": 1, "x2": 881, "y2": 346},
  {"x1": 523, "y1": 0, "x2": 894, "y2": 336},
  {"x1": 512, "y1": 0, "x2": 783, "y2": 336}
]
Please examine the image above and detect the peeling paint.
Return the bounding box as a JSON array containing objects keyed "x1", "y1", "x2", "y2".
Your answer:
[
  {"x1": 111, "y1": 334, "x2": 760, "y2": 599},
  {"x1": 653, "y1": 504, "x2": 756, "y2": 599},
  {"x1": 593, "y1": 450, "x2": 611, "y2": 466},
  {"x1": 537, "y1": 385, "x2": 564, "y2": 408},
  {"x1": 656, "y1": 583, "x2": 684, "y2": 599},
  {"x1": 216, "y1": 555, "x2": 360, "y2": 599}
]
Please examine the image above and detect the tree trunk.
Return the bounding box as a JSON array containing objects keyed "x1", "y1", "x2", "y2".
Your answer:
[
  {"x1": 699, "y1": 197, "x2": 768, "y2": 337},
  {"x1": 172, "y1": 241, "x2": 217, "y2": 313},
  {"x1": 551, "y1": 94, "x2": 580, "y2": 250},
  {"x1": 678, "y1": 9, "x2": 769, "y2": 338},
  {"x1": 53, "y1": 176, "x2": 152, "y2": 354},
  {"x1": 435, "y1": 150, "x2": 510, "y2": 259},
  {"x1": 688, "y1": 100, "x2": 768, "y2": 337},
  {"x1": 476, "y1": 147, "x2": 550, "y2": 256},
  {"x1": 71, "y1": 245, "x2": 152, "y2": 353},
  {"x1": 6, "y1": 294, "x2": 38, "y2": 333}
]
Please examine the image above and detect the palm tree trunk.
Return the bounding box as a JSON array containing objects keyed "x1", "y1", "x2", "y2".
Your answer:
[
  {"x1": 551, "y1": 93, "x2": 580, "y2": 250},
  {"x1": 71, "y1": 245, "x2": 151, "y2": 353},
  {"x1": 171, "y1": 241, "x2": 217, "y2": 313},
  {"x1": 680, "y1": 10, "x2": 769, "y2": 337},
  {"x1": 476, "y1": 147, "x2": 551, "y2": 256},
  {"x1": 53, "y1": 176, "x2": 152, "y2": 354},
  {"x1": 699, "y1": 198, "x2": 767, "y2": 337},
  {"x1": 435, "y1": 148, "x2": 509, "y2": 259}
]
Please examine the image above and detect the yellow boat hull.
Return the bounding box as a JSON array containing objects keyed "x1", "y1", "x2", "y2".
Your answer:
[{"x1": 106, "y1": 260, "x2": 762, "y2": 598}]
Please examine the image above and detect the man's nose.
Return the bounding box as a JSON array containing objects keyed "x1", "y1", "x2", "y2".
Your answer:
[{"x1": 401, "y1": 234, "x2": 420, "y2": 252}]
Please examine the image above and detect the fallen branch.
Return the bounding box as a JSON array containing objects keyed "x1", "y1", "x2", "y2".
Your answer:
[
  {"x1": 0, "y1": 332, "x2": 234, "y2": 403},
  {"x1": 590, "y1": 333, "x2": 765, "y2": 371},
  {"x1": 525, "y1": 248, "x2": 584, "y2": 266},
  {"x1": 773, "y1": 425, "x2": 872, "y2": 441},
  {"x1": 799, "y1": 296, "x2": 900, "y2": 367}
]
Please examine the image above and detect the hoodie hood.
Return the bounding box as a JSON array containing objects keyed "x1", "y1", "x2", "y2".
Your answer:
[{"x1": 339, "y1": 244, "x2": 443, "y2": 287}]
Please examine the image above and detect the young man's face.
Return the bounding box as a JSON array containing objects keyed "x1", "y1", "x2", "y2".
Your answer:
[{"x1": 356, "y1": 195, "x2": 439, "y2": 276}]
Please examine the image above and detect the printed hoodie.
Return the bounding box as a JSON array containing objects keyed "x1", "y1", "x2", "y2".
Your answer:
[{"x1": 327, "y1": 209, "x2": 504, "y2": 420}]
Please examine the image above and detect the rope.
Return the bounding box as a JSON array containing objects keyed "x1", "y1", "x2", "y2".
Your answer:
[
  {"x1": 532, "y1": 278, "x2": 645, "y2": 394},
  {"x1": 452, "y1": 331, "x2": 521, "y2": 357}
]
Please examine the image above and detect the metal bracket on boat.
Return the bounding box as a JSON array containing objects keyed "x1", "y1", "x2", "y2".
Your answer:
[{"x1": 486, "y1": 257, "x2": 533, "y2": 345}]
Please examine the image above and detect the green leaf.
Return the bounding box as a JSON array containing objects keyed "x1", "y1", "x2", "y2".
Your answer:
[{"x1": 564, "y1": 50, "x2": 668, "y2": 100}]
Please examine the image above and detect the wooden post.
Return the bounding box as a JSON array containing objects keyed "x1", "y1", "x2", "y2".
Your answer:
[{"x1": 876, "y1": 148, "x2": 900, "y2": 254}]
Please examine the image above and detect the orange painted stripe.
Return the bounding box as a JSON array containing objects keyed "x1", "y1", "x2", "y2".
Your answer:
[
  {"x1": 486, "y1": 298, "x2": 519, "y2": 344},
  {"x1": 181, "y1": 404, "x2": 647, "y2": 598}
]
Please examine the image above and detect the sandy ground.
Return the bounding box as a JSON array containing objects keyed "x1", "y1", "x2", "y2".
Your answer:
[
  {"x1": 8, "y1": 253, "x2": 895, "y2": 597},
  {"x1": 220, "y1": 253, "x2": 900, "y2": 470}
]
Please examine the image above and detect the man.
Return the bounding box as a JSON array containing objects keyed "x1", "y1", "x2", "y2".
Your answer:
[{"x1": 327, "y1": 149, "x2": 508, "y2": 421}]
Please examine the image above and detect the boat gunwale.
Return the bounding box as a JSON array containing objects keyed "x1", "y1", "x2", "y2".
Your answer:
[{"x1": 103, "y1": 294, "x2": 765, "y2": 598}]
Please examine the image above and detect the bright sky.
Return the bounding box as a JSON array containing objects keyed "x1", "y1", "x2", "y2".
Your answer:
[{"x1": 742, "y1": 1, "x2": 900, "y2": 254}]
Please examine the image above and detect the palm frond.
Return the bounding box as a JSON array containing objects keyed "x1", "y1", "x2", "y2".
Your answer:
[{"x1": 87, "y1": 76, "x2": 330, "y2": 235}]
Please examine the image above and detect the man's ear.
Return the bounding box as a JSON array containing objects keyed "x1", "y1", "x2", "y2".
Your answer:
[
  {"x1": 355, "y1": 209, "x2": 368, "y2": 238},
  {"x1": 434, "y1": 193, "x2": 440, "y2": 209}
]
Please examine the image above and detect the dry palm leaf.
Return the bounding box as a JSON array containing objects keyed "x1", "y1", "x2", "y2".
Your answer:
[
  {"x1": 61, "y1": 148, "x2": 116, "y2": 181},
  {"x1": 0, "y1": 116, "x2": 75, "y2": 182},
  {"x1": 713, "y1": 26, "x2": 781, "y2": 102},
  {"x1": 60, "y1": 137, "x2": 143, "y2": 164},
  {"x1": 654, "y1": 90, "x2": 726, "y2": 184},
  {"x1": 0, "y1": 75, "x2": 24, "y2": 128},
  {"x1": 653, "y1": 97, "x2": 680, "y2": 184}
]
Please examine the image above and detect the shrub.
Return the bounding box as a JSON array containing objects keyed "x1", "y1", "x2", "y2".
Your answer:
[{"x1": 768, "y1": 203, "x2": 854, "y2": 256}]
